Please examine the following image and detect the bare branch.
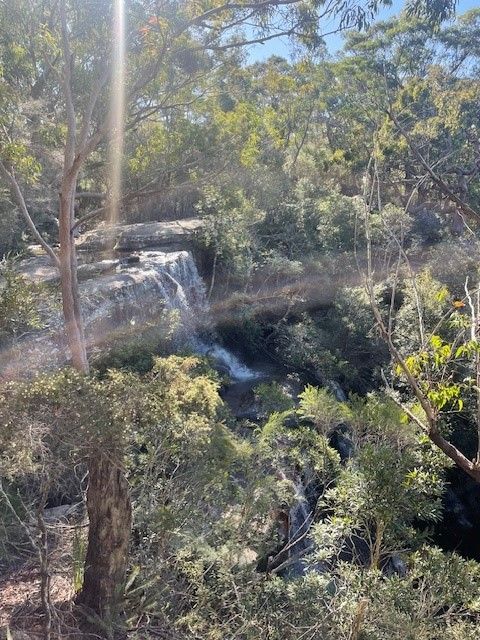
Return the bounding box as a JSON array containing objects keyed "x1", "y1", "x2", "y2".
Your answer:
[{"x1": 0, "y1": 160, "x2": 59, "y2": 267}]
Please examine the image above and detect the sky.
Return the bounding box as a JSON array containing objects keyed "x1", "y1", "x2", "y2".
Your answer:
[{"x1": 247, "y1": 0, "x2": 480, "y2": 61}]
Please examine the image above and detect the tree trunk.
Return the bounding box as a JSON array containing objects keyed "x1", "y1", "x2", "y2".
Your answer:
[
  {"x1": 370, "y1": 519, "x2": 385, "y2": 569},
  {"x1": 76, "y1": 456, "x2": 132, "y2": 634},
  {"x1": 59, "y1": 182, "x2": 132, "y2": 633},
  {"x1": 59, "y1": 182, "x2": 89, "y2": 373}
]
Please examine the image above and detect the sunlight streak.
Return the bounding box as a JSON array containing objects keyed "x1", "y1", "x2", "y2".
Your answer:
[{"x1": 108, "y1": 0, "x2": 126, "y2": 229}]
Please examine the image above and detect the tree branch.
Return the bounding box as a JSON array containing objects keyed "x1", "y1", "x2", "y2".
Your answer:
[
  {"x1": 388, "y1": 108, "x2": 480, "y2": 224},
  {"x1": 60, "y1": 0, "x2": 76, "y2": 171},
  {"x1": 0, "y1": 160, "x2": 59, "y2": 267},
  {"x1": 364, "y1": 165, "x2": 480, "y2": 483},
  {"x1": 78, "y1": 64, "x2": 110, "y2": 153}
]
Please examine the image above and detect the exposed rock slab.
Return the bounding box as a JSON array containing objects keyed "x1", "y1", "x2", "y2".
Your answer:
[
  {"x1": 17, "y1": 255, "x2": 120, "y2": 284},
  {"x1": 2, "y1": 248, "x2": 207, "y2": 379},
  {"x1": 76, "y1": 218, "x2": 204, "y2": 252}
]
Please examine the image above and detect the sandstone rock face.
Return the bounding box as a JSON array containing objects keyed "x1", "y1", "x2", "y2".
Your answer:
[
  {"x1": 3, "y1": 222, "x2": 208, "y2": 379},
  {"x1": 80, "y1": 250, "x2": 207, "y2": 344},
  {"x1": 18, "y1": 255, "x2": 120, "y2": 283},
  {"x1": 76, "y1": 218, "x2": 204, "y2": 252}
]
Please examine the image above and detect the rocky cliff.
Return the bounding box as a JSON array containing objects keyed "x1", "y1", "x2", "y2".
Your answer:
[{"x1": 1, "y1": 219, "x2": 206, "y2": 378}]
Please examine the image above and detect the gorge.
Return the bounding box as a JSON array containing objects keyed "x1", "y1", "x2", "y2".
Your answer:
[{"x1": 8, "y1": 217, "x2": 480, "y2": 577}]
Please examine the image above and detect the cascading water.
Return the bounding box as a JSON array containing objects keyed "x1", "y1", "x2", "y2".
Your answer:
[
  {"x1": 81, "y1": 250, "x2": 209, "y2": 345},
  {"x1": 2, "y1": 245, "x2": 259, "y2": 380},
  {"x1": 136, "y1": 250, "x2": 209, "y2": 338},
  {"x1": 144, "y1": 250, "x2": 259, "y2": 380},
  {"x1": 194, "y1": 342, "x2": 260, "y2": 382}
]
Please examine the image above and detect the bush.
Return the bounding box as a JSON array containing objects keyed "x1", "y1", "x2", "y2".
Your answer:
[{"x1": 0, "y1": 261, "x2": 45, "y2": 346}]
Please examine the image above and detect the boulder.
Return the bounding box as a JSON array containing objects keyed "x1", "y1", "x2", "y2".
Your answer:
[{"x1": 42, "y1": 503, "x2": 80, "y2": 523}]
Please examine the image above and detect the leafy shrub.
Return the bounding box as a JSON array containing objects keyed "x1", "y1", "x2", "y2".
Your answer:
[
  {"x1": 254, "y1": 381, "x2": 295, "y2": 415},
  {"x1": 197, "y1": 186, "x2": 265, "y2": 280},
  {"x1": 0, "y1": 261, "x2": 45, "y2": 345}
]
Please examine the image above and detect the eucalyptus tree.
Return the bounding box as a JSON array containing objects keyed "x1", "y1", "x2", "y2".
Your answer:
[
  {"x1": 345, "y1": 12, "x2": 480, "y2": 491},
  {"x1": 301, "y1": 9, "x2": 480, "y2": 228}
]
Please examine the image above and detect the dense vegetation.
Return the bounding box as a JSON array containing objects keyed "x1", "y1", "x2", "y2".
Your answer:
[{"x1": 2, "y1": 1, "x2": 480, "y2": 638}]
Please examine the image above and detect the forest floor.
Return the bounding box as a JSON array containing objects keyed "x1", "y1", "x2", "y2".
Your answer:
[{"x1": 0, "y1": 527, "x2": 77, "y2": 638}]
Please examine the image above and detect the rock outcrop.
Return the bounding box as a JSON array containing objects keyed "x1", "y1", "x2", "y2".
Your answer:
[
  {"x1": 2, "y1": 220, "x2": 207, "y2": 379},
  {"x1": 76, "y1": 218, "x2": 204, "y2": 252}
]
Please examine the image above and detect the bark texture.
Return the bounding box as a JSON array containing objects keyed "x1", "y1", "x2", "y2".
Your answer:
[{"x1": 76, "y1": 456, "x2": 132, "y2": 630}]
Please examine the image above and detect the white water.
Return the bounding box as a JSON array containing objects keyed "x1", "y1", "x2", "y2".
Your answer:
[
  {"x1": 147, "y1": 250, "x2": 259, "y2": 381},
  {"x1": 195, "y1": 342, "x2": 260, "y2": 382},
  {"x1": 141, "y1": 250, "x2": 208, "y2": 325},
  {"x1": 84, "y1": 250, "x2": 208, "y2": 335}
]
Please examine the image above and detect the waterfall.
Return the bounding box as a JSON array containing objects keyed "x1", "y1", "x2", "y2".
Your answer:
[
  {"x1": 4, "y1": 245, "x2": 258, "y2": 380},
  {"x1": 137, "y1": 250, "x2": 208, "y2": 335},
  {"x1": 81, "y1": 250, "x2": 208, "y2": 346},
  {"x1": 138, "y1": 250, "x2": 259, "y2": 380},
  {"x1": 194, "y1": 342, "x2": 260, "y2": 382}
]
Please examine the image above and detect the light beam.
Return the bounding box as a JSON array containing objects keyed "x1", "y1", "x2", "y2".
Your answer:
[{"x1": 108, "y1": 0, "x2": 126, "y2": 229}]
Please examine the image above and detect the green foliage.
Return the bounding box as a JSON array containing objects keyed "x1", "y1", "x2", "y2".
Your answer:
[
  {"x1": 260, "y1": 181, "x2": 363, "y2": 259},
  {"x1": 1, "y1": 357, "x2": 479, "y2": 640},
  {"x1": 198, "y1": 186, "x2": 265, "y2": 279},
  {"x1": 0, "y1": 262, "x2": 44, "y2": 345},
  {"x1": 92, "y1": 322, "x2": 176, "y2": 375},
  {"x1": 254, "y1": 380, "x2": 295, "y2": 415},
  {"x1": 311, "y1": 548, "x2": 480, "y2": 640},
  {"x1": 394, "y1": 270, "x2": 453, "y2": 354},
  {"x1": 0, "y1": 197, "x2": 22, "y2": 258},
  {"x1": 275, "y1": 314, "x2": 348, "y2": 379},
  {"x1": 297, "y1": 384, "x2": 350, "y2": 435},
  {"x1": 273, "y1": 285, "x2": 388, "y2": 393},
  {"x1": 2, "y1": 6, "x2": 480, "y2": 639},
  {"x1": 315, "y1": 392, "x2": 447, "y2": 563},
  {"x1": 258, "y1": 409, "x2": 341, "y2": 482}
]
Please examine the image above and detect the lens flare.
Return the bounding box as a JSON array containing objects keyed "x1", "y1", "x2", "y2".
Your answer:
[{"x1": 108, "y1": 0, "x2": 126, "y2": 229}]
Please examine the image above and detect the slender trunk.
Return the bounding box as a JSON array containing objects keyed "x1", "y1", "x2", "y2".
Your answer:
[
  {"x1": 59, "y1": 182, "x2": 89, "y2": 373},
  {"x1": 68, "y1": 188, "x2": 88, "y2": 363},
  {"x1": 208, "y1": 251, "x2": 218, "y2": 300},
  {"x1": 76, "y1": 457, "x2": 132, "y2": 634},
  {"x1": 370, "y1": 519, "x2": 385, "y2": 569},
  {"x1": 37, "y1": 501, "x2": 52, "y2": 640},
  {"x1": 349, "y1": 598, "x2": 369, "y2": 640}
]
